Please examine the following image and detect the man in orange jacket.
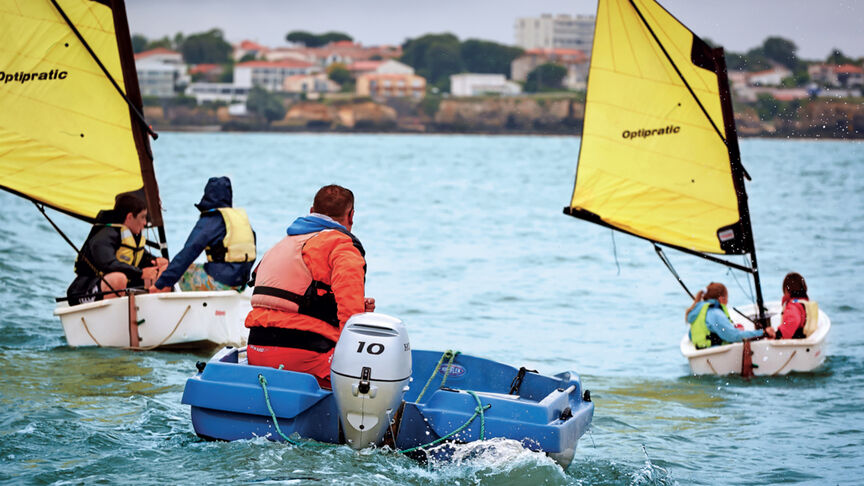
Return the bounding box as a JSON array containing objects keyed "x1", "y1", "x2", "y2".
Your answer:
[{"x1": 245, "y1": 185, "x2": 375, "y2": 388}]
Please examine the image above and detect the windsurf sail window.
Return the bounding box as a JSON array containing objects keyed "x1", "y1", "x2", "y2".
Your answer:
[
  {"x1": 566, "y1": 0, "x2": 752, "y2": 256},
  {"x1": 0, "y1": 0, "x2": 162, "y2": 227}
]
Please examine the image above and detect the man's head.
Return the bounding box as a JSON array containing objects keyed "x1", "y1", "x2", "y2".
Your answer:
[
  {"x1": 115, "y1": 193, "x2": 148, "y2": 235},
  {"x1": 311, "y1": 184, "x2": 354, "y2": 230},
  {"x1": 703, "y1": 282, "x2": 728, "y2": 304}
]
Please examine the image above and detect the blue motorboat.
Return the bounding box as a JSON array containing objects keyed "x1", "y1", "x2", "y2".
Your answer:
[{"x1": 181, "y1": 314, "x2": 593, "y2": 468}]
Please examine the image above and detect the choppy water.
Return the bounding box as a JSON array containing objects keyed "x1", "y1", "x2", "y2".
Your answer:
[{"x1": 1, "y1": 134, "x2": 862, "y2": 485}]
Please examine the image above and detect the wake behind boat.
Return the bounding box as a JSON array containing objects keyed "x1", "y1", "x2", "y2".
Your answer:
[
  {"x1": 182, "y1": 314, "x2": 594, "y2": 468},
  {"x1": 562, "y1": 0, "x2": 831, "y2": 375},
  {"x1": 0, "y1": 0, "x2": 248, "y2": 350}
]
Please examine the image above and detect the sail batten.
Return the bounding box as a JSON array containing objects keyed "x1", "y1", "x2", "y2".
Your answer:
[{"x1": 568, "y1": 0, "x2": 750, "y2": 256}]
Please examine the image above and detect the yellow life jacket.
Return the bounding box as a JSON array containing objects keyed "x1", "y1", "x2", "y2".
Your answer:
[
  {"x1": 115, "y1": 224, "x2": 146, "y2": 267},
  {"x1": 205, "y1": 208, "x2": 256, "y2": 263},
  {"x1": 789, "y1": 299, "x2": 820, "y2": 337},
  {"x1": 689, "y1": 301, "x2": 731, "y2": 349}
]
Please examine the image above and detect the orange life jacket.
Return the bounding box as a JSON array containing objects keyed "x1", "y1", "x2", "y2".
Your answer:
[{"x1": 248, "y1": 229, "x2": 366, "y2": 343}]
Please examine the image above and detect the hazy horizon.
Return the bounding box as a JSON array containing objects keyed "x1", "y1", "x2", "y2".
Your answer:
[{"x1": 126, "y1": 0, "x2": 864, "y2": 61}]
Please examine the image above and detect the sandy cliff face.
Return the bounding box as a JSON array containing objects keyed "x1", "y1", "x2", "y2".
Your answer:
[
  {"x1": 434, "y1": 98, "x2": 583, "y2": 132},
  {"x1": 273, "y1": 101, "x2": 397, "y2": 129}
]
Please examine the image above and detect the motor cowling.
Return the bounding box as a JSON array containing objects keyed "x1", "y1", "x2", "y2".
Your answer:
[{"x1": 330, "y1": 313, "x2": 411, "y2": 449}]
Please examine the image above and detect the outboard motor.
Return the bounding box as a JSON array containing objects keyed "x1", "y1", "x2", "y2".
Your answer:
[{"x1": 330, "y1": 313, "x2": 411, "y2": 449}]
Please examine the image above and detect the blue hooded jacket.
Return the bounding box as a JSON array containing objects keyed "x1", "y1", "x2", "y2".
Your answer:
[{"x1": 154, "y1": 177, "x2": 255, "y2": 289}]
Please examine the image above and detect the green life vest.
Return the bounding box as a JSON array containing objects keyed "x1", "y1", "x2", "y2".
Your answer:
[{"x1": 690, "y1": 301, "x2": 731, "y2": 349}]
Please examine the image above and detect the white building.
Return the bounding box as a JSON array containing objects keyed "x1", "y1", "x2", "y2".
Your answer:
[
  {"x1": 134, "y1": 48, "x2": 188, "y2": 97},
  {"x1": 375, "y1": 59, "x2": 415, "y2": 75},
  {"x1": 514, "y1": 14, "x2": 595, "y2": 52},
  {"x1": 747, "y1": 67, "x2": 792, "y2": 87},
  {"x1": 450, "y1": 74, "x2": 521, "y2": 97},
  {"x1": 234, "y1": 60, "x2": 321, "y2": 92},
  {"x1": 185, "y1": 82, "x2": 250, "y2": 104}
]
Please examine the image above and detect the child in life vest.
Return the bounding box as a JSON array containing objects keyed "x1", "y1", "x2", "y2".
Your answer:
[{"x1": 774, "y1": 272, "x2": 814, "y2": 339}]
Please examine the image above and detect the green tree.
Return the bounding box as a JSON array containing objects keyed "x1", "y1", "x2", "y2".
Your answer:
[
  {"x1": 460, "y1": 39, "x2": 523, "y2": 75},
  {"x1": 826, "y1": 48, "x2": 854, "y2": 64},
  {"x1": 740, "y1": 47, "x2": 773, "y2": 72},
  {"x1": 285, "y1": 31, "x2": 352, "y2": 47},
  {"x1": 146, "y1": 36, "x2": 173, "y2": 51},
  {"x1": 286, "y1": 31, "x2": 317, "y2": 46},
  {"x1": 754, "y1": 93, "x2": 779, "y2": 121},
  {"x1": 180, "y1": 29, "x2": 232, "y2": 64},
  {"x1": 401, "y1": 33, "x2": 463, "y2": 91},
  {"x1": 246, "y1": 86, "x2": 286, "y2": 124},
  {"x1": 524, "y1": 63, "x2": 567, "y2": 92},
  {"x1": 762, "y1": 37, "x2": 799, "y2": 70},
  {"x1": 319, "y1": 32, "x2": 353, "y2": 45},
  {"x1": 131, "y1": 34, "x2": 148, "y2": 53},
  {"x1": 327, "y1": 63, "x2": 352, "y2": 84}
]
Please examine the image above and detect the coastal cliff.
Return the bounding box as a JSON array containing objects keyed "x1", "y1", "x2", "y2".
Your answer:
[{"x1": 146, "y1": 95, "x2": 864, "y2": 138}]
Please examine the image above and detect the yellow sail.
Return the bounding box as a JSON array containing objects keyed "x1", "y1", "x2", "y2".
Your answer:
[
  {"x1": 0, "y1": 0, "x2": 154, "y2": 222},
  {"x1": 567, "y1": 0, "x2": 748, "y2": 255}
]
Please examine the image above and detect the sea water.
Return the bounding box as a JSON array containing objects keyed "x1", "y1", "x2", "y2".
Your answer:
[{"x1": 1, "y1": 134, "x2": 862, "y2": 485}]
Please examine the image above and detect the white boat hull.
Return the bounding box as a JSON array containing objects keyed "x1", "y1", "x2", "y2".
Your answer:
[
  {"x1": 54, "y1": 290, "x2": 251, "y2": 350},
  {"x1": 680, "y1": 301, "x2": 830, "y2": 376}
]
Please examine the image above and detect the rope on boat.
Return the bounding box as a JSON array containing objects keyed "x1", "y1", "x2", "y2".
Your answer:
[
  {"x1": 126, "y1": 305, "x2": 190, "y2": 351},
  {"x1": 258, "y1": 373, "x2": 301, "y2": 445},
  {"x1": 257, "y1": 349, "x2": 490, "y2": 454},
  {"x1": 399, "y1": 390, "x2": 490, "y2": 454},
  {"x1": 415, "y1": 349, "x2": 459, "y2": 403},
  {"x1": 80, "y1": 317, "x2": 102, "y2": 346}
]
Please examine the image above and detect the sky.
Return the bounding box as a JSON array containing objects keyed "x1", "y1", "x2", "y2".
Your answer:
[{"x1": 126, "y1": 0, "x2": 864, "y2": 61}]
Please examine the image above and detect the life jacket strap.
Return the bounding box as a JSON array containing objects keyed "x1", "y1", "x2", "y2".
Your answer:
[
  {"x1": 252, "y1": 285, "x2": 305, "y2": 305},
  {"x1": 252, "y1": 281, "x2": 339, "y2": 328}
]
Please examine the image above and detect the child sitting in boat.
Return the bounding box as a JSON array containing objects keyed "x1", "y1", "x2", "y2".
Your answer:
[
  {"x1": 774, "y1": 272, "x2": 818, "y2": 339},
  {"x1": 66, "y1": 194, "x2": 168, "y2": 305},
  {"x1": 685, "y1": 282, "x2": 766, "y2": 349}
]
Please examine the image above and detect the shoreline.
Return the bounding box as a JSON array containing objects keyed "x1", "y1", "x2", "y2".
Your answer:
[{"x1": 152, "y1": 125, "x2": 863, "y2": 141}]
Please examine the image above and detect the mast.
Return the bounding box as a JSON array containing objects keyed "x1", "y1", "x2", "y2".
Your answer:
[
  {"x1": 109, "y1": 0, "x2": 170, "y2": 259},
  {"x1": 713, "y1": 47, "x2": 766, "y2": 325}
]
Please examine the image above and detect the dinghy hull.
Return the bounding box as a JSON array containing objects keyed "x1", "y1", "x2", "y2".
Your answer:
[
  {"x1": 181, "y1": 347, "x2": 594, "y2": 469},
  {"x1": 681, "y1": 302, "x2": 830, "y2": 376},
  {"x1": 55, "y1": 290, "x2": 251, "y2": 350}
]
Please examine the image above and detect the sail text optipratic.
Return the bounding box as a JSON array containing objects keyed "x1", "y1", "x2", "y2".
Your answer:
[
  {"x1": 0, "y1": 69, "x2": 68, "y2": 85},
  {"x1": 622, "y1": 125, "x2": 681, "y2": 139}
]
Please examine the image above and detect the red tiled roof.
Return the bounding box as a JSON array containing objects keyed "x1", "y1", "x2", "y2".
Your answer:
[
  {"x1": 236, "y1": 60, "x2": 315, "y2": 69},
  {"x1": 134, "y1": 47, "x2": 180, "y2": 60},
  {"x1": 189, "y1": 63, "x2": 220, "y2": 75},
  {"x1": 834, "y1": 64, "x2": 864, "y2": 74},
  {"x1": 524, "y1": 48, "x2": 587, "y2": 62},
  {"x1": 239, "y1": 40, "x2": 267, "y2": 51},
  {"x1": 349, "y1": 60, "x2": 383, "y2": 71}
]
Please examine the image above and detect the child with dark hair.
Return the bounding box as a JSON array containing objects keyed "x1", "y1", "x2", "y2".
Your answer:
[
  {"x1": 775, "y1": 272, "x2": 814, "y2": 339},
  {"x1": 66, "y1": 193, "x2": 167, "y2": 305}
]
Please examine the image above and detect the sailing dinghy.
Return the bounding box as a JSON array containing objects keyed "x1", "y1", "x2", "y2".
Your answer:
[
  {"x1": 0, "y1": 0, "x2": 249, "y2": 349},
  {"x1": 562, "y1": 0, "x2": 829, "y2": 375}
]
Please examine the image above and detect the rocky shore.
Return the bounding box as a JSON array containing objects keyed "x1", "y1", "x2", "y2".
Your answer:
[{"x1": 145, "y1": 95, "x2": 864, "y2": 139}]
